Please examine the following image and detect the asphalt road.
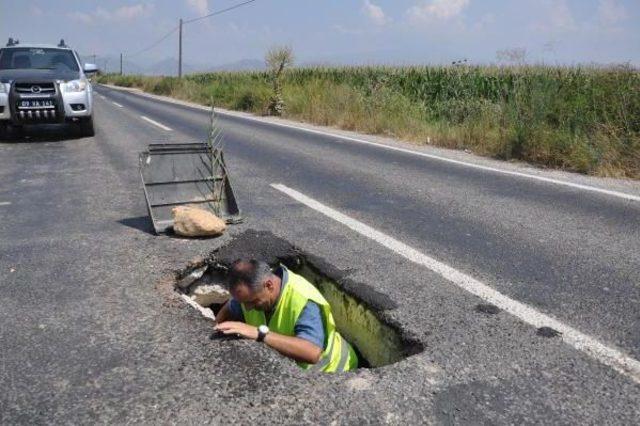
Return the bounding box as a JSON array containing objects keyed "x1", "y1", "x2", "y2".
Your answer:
[{"x1": 0, "y1": 84, "x2": 638, "y2": 424}]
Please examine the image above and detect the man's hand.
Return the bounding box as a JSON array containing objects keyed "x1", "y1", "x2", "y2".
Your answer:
[
  {"x1": 213, "y1": 322, "x2": 323, "y2": 365},
  {"x1": 214, "y1": 321, "x2": 259, "y2": 340}
]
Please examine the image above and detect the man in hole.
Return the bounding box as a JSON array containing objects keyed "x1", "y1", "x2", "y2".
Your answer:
[{"x1": 215, "y1": 259, "x2": 358, "y2": 372}]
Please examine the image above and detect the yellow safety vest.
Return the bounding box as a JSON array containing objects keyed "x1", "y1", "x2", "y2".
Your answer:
[{"x1": 241, "y1": 267, "x2": 358, "y2": 373}]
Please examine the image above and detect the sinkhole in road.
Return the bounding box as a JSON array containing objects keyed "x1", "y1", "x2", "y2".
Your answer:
[{"x1": 174, "y1": 230, "x2": 423, "y2": 368}]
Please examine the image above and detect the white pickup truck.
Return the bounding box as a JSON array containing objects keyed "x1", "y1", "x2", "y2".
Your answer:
[{"x1": 0, "y1": 38, "x2": 97, "y2": 138}]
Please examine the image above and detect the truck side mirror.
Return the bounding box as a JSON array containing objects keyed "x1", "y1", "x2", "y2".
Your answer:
[{"x1": 83, "y1": 63, "x2": 98, "y2": 74}]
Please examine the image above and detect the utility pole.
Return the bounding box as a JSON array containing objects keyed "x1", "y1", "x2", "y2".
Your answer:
[
  {"x1": 178, "y1": 18, "x2": 183, "y2": 78},
  {"x1": 92, "y1": 54, "x2": 96, "y2": 64},
  {"x1": 120, "y1": 53, "x2": 123, "y2": 75}
]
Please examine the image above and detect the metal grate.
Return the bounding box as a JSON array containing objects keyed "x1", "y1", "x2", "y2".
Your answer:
[{"x1": 139, "y1": 142, "x2": 242, "y2": 234}]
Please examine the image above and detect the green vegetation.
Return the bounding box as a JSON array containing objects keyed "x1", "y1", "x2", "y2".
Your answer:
[
  {"x1": 265, "y1": 45, "x2": 294, "y2": 116},
  {"x1": 99, "y1": 64, "x2": 640, "y2": 178}
]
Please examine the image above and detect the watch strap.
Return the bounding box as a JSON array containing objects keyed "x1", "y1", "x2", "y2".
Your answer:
[{"x1": 257, "y1": 327, "x2": 268, "y2": 342}]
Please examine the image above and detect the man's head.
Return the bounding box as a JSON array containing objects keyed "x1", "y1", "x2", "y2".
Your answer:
[{"x1": 227, "y1": 259, "x2": 281, "y2": 311}]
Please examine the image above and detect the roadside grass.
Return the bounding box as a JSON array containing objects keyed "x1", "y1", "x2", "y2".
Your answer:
[{"x1": 98, "y1": 65, "x2": 640, "y2": 178}]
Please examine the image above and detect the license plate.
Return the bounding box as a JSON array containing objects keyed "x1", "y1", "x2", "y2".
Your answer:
[{"x1": 18, "y1": 99, "x2": 55, "y2": 108}]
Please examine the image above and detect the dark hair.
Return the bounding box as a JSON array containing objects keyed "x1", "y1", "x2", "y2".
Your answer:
[{"x1": 227, "y1": 259, "x2": 273, "y2": 292}]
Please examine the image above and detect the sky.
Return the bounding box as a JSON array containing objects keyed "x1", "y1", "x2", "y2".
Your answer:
[{"x1": 1, "y1": 0, "x2": 639, "y2": 73}]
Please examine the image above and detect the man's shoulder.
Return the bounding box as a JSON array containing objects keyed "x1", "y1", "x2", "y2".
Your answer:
[
  {"x1": 301, "y1": 300, "x2": 321, "y2": 315},
  {"x1": 288, "y1": 275, "x2": 327, "y2": 306}
]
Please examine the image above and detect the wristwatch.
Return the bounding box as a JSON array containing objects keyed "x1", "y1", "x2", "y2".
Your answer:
[{"x1": 257, "y1": 325, "x2": 270, "y2": 342}]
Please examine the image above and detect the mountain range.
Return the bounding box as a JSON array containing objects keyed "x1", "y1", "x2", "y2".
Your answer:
[{"x1": 84, "y1": 55, "x2": 265, "y2": 76}]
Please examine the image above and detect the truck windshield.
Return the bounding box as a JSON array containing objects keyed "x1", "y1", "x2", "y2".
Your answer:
[{"x1": 0, "y1": 48, "x2": 79, "y2": 71}]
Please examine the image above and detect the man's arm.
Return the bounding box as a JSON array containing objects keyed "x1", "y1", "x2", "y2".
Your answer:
[
  {"x1": 263, "y1": 332, "x2": 323, "y2": 364},
  {"x1": 215, "y1": 302, "x2": 233, "y2": 323},
  {"x1": 215, "y1": 299, "x2": 244, "y2": 324},
  {"x1": 214, "y1": 322, "x2": 322, "y2": 364}
]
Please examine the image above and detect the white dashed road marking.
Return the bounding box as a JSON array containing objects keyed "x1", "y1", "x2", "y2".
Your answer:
[
  {"x1": 140, "y1": 116, "x2": 172, "y2": 131},
  {"x1": 0, "y1": 201, "x2": 11, "y2": 206},
  {"x1": 271, "y1": 183, "x2": 640, "y2": 385},
  {"x1": 112, "y1": 102, "x2": 123, "y2": 108}
]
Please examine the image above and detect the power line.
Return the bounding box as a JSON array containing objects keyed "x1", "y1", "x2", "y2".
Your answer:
[
  {"x1": 124, "y1": 25, "x2": 179, "y2": 58},
  {"x1": 117, "y1": 0, "x2": 260, "y2": 75},
  {"x1": 120, "y1": 0, "x2": 257, "y2": 58},
  {"x1": 183, "y1": 0, "x2": 258, "y2": 25},
  {"x1": 178, "y1": 0, "x2": 260, "y2": 77}
]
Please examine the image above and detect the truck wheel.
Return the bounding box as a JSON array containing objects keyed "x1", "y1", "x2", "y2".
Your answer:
[
  {"x1": 0, "y1": 122, "x2": 8, "y2": 140},
  {"x1": 79, "y1": 116, "x2": 95, "y2": 137}
]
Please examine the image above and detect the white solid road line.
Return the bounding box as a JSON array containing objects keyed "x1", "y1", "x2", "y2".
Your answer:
[
  {"x1": 112, "y1": 102, "x2": 123, "y2": 108},
  {"x1": 140, "y1": 115, "x2": 172, "y2": 131},
  {"x1": 102, "y1": 84, "x2": 640, "y2": 202},
  {"x1": 271, "y1": 183, "x2": 640, "y2": 384},
  {"x1": 0, "y1": 201, "x2": 11, "y2": 206}
]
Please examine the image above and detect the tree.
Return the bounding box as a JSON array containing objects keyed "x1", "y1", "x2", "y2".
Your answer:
[
  {"x1": 496, "y1": 48, "x2": 527, "y2": 65},
  {"x1": 265, "y1": 45, "x2": 294, "y2": 116}
]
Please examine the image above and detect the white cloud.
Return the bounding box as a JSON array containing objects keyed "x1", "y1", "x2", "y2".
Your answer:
[
  {"x1": 362, "y1": 0, "x2": 387, "y2": 26},
  {"x1": 598, "y1": 0, "x2": 627, "y2": 26},
  {"x1": 549, "y1": 0, "x2": 576, "y2": 31},
  {"x1": 407, "y1": 0, "x2": 470, "y2": 23},
  {"x1": 530, "y1": 0, "x2": 576, "y2": 32},
  {"x1": 67, "y1": 3, "x2": 152, "y2": 24},
  {"x1": 186, "y1": 0, "x2": 209, "y2": 17},
  {"x1": 333, "y1": 24, "x2": 366, "y2": 36},
  {"x1": 114, "y1": 4, "x2": 148, "y2": 21},
  {"x1": 95, "y1": 7, "x2": 113, "y2": 21},
  {"x1": 67, "y1": 11, "x2": 95, "y2": 25},
  {"x1": 29, "y1": 5, "x2": 44, "y2": 16},
  {"x1": 472, "y1": 13, "x2": 495, "y2": 31}
]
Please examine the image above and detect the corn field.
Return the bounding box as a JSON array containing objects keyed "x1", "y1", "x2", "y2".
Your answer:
[{"x1": 99, "y1": 64, "x2": 640, "y2": 178}]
